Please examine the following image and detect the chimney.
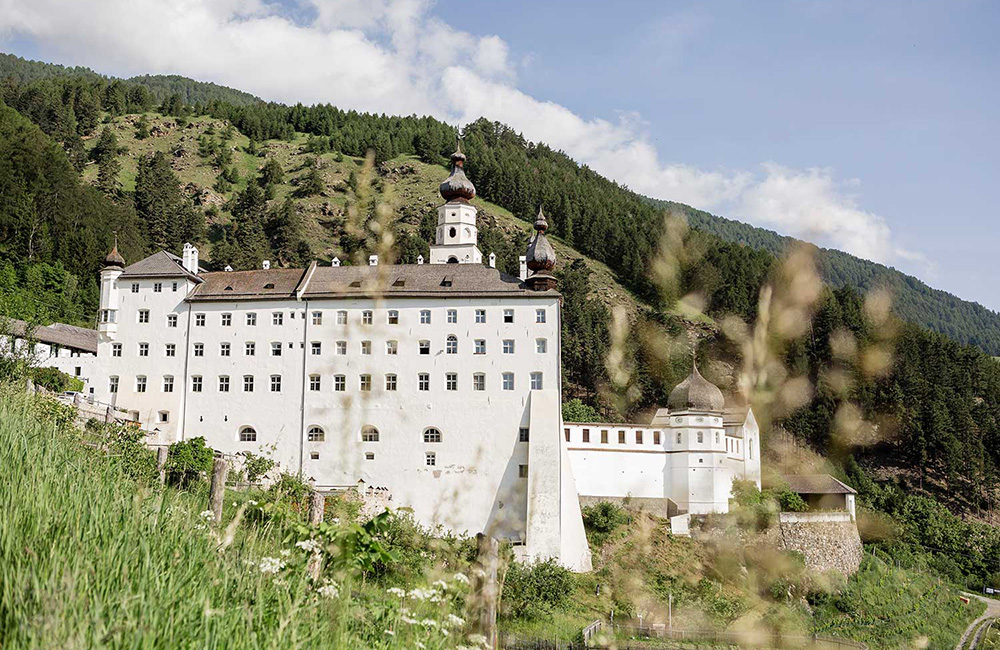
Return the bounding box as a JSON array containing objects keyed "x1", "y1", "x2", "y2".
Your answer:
[
  {"x1": 417, "y1": 255, "x2": 424, "y2": 265},
  {"x1": 489, "y1": 252, "x2": 496, "y2": 268},
  {"x1": 262, "y1": 260, "x2": 270, "y2": 270},
  {"x1": 331, "y1": 257, "x2": 341, "y2": 267},
  {"x1": 519, "y1": 255, "x2": 527, "y2": 281},
  {"x1": 369, "y1": 254, "x2": 378, "y2": 266},
  {"x1": 182, "y1": 243, "x2": 199, "y2": 274}
]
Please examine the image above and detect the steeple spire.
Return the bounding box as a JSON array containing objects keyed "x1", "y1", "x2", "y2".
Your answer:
[
  {"x1": 524, "y1": 206, "x2": 557, "y2": 291},
  {"x1": 439, "y1": 140, "x2": 475, "y2": 202},
  {"x1": 104, "y1": 233, "x2": 125, "y2": 269}
]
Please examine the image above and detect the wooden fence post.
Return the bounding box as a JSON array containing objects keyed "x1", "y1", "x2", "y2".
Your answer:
[
  {"x1": 307, "y1": 490, "x2": 325, "y2": 580},
  {"x1": 157, "y1": 446, "x2": 169, "y2": 485},
  {"x1": 469, "y1": 532, "x2": 498, "y2": 649},
  {"x1": 209, "y1": 457, "x2": 228, "y2": 524}
]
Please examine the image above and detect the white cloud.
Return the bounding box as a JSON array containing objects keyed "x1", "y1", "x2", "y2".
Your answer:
[{"x1": 0, "y1": 0, "x2": 916, "y2": 267}]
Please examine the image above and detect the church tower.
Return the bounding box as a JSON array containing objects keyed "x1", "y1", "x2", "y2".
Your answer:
[
  {"x1": 98, "y1": 242, "x2": 125, "y2": 335},
  {"x1": 429, "y1": 144, "x2": 482, "y2": 264}
]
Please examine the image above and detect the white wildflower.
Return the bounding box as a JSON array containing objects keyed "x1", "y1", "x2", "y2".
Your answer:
[
  {"x1": 416, "y1": 643, "x2": 425, "y2": 650},
  {"x1": 247, "y1": 500, "x2": 258, "y2": 506},
  {"x1": 332, "y1": 517, "x2": 340, "y2": 524},
  {"x1": 467, "y1": 633, "x2": 488, "y2": 647},
  {"x1": 383, "y1": 629, "x2": 395, "y2": 637},
  {"x1": 295, "y1": 539, "x2": 322, "y2": 554},
  {"x1": 401, "y1": 616, "x2": 419, "y2": 625},
  {"x1": 447, "y1": 614, "x2": 465, "y2": 627},
  {"x1": 193, "y1": 523, "x2": 207, "y2": 531},
  {"x1": 420, "y1": 618, "x2": 438, "y2": 628},
  {"x1": 453, "y1": 572, "x2": 470, "y2": 585},
  {"x1": 199, "y1": 510, "x2": 214, "y2": 521},
  {"x1": 407, "y1": 588, "x2": 433, "y2": 601},
  {"x1": 387, "y1": 587, "x2": 406, "y2": 598},
  {"x1": 258, "y1": 557, "x2": 285, "y2": 574},
  {"x1": 279, "y1": 549, "x2": 291, "y2": 557},
  {"x1": 442, "y1": 628, "x2": 449, "y2": 637},
  {"x1": 432, "y1": 579, "x2": 448, "y2": 591},
  {"x1": 317, "y1": 581, "x2": 340, "y2": 598}
]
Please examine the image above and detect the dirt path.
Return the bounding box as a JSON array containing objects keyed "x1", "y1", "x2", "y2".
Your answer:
[{"x1": 956, "y1": 593, "x2": 1000, "y2": 650}]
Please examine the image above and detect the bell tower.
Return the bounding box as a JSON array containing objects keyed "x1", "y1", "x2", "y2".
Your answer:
[{"x1": 429, "y1": 144, "x2": 482, "y2": 264}]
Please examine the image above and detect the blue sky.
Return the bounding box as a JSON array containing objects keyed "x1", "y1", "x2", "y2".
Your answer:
[{"x1": 2, "y1": 0, "x2": 998, "y2": 308}]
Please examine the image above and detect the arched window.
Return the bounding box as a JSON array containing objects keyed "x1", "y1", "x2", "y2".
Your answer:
[
  {"x1": 697, "y1": 431, "x2": 704, "y2": 443},
  {"x1": 446, "y1": 335, "x2": 458, "y2": 354},
  {"x1": 239, "y1": 426, "x2": 257, "y2": 442},
  {"x1": 361, "y1": 425, "x2": 379, "y2": 442},
  {"x1": 423, "y1": 428, "x2": 442, "y2": 443},
  {"x1": 307, "y1": 426, "x2": 325, "y2": 442},
  {"x1": 449, "y1": 227, "x2": 457, "y2": 238},
  {"x1": 447, "y1": 256, "x2": 459, "y2": 264}
]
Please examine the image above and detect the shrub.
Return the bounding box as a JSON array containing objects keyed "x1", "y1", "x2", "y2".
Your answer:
[
  {"x1": 562, "y1": 398, "x2": 600, "y2": 422},
  {"x1": 776, "y1": 488, "x2": 809, "y2": 512},
  {"x1": 165, "y1": 436, "x2": 214, "y2": 487},
  {"x1": 581, "y1": 501, "x2": 629, "y2": 546},
  {"x1": 241, "y1": 450, "x2": 275, "y2": 485},
  {"x1": 501, "y1": 559, "x2": 575, "y2": 620},
  {"x1": 31, "y1": 366, "x2": 77, "y2": 393}
]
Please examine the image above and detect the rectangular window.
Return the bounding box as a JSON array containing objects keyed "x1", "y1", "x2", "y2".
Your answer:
[
  {"x1": 136, "y1": 376, "x2": 147, "y2": 393},
  {"x1": 336, "y1": 341, "x2": 347, "y2": 355},
  {"x1": 386, "y1": 341, "x2": 398, "y2": 355},
  {"x1": 387, "y1": 310, "x2": 399, "y2": 325},
  {"x1": 138, "y1": 310, "x2": 149, "y2": 323},
  {"x1": 270, "y1": 375, "x2": 282, "y2": 392},
  {"x1": 582, "y1": 428, "x2": 590, "y2": 443},
  {"x1": 419, "y1": 340, "x2": 430, "y2": 355},
  {"x1": 312, "y1": 311, "x2": 322, "y2": 325},
  {"x1": 193, "y1": 343, "x2": 204, "y2": 357},
  {"x1": 654, "y1": 431, "x2": 661, "y2": 445},
  {"x1": 518, "y1": 464, "x2": 528, "y2": 479},
  {"x1": 618, "y1": 430, "x2": 626, "y2": 444},
  {"x1": 219, "y1": 376, "x2": 230, "y2": 392},
  {"x1": 502, "y1": 372, "x2": 514, "y2": 390},
  {"x1": 503, "y1": 309, "x2": 514, "y2": 323},
  {"x1": 192, "y1": 376, "x2": 203, "y2": 392},
  {"x1": 536, "y1": 308, "x2": 546, "y2": 323},
  {"x1": 530, "y1": 372, "x2": 543, "y2": 390},
  {"x1": 425, "y1": 452, "x2": 436, "y2": 467},
  {"x1": 172, "y1": 282, "x2": 178, "y2": 292},
  {"x1": 167, "y1": 314, "x2": 178, "y2": 328},
  {"x1": 385, "y1": 374, "x2": 397, "y2": 391},
  {"x1": 109, "y1": 376, "x2": 119, "y2": 393},
  {"x1": 273, "y1": 312, "x2": 283, "y2": 326},
  {"x1": 474, "y1": 340, "x2": 486, "y2": 355},
  {"x1": 360, "y1": 374, "x2": 371, "y2": 391},
  {"x1": 564, "y1": 428, "x2": 570, "y2": 442},
  {"x1": 246, "y1": 313, "x2": 257, "y2": 326},
  {"x1": 165, "y1": 343, "x2": 176, "y2": 357},
  {"x1": 503, "y1": 340, "x2": 515, "y2": 354},
  {"x1": 536, "y1": 339, "x2": 547, "y2": 353},
  {"x1": 271, "y1": 342, "x2": 282, "y2": 357},
  {"x1": 311, "y1": 341, "x2": 322, "y2": 355},
  {"x1": 418, "y1": 373, "x2": 430, "y2": 391},
  {"x1": 601, "y1": 430, "x2": 609, "y2": 444},
  {"x1": 310, "y1": 375, "x2": 321, "y2": 391},
  {"x1": 158, "y1": 411, "x2": 169, "y2": 423},
  {"x1": 361, "y1": 341, "x2": 371, "y2": 355},
  {"x1": 362, "y1": 310, "x2": 373, "y2": 325},
  {"x1": 163, "y1": 376, "x2": 174, "y2": 393},
  {"x1": 131, "y1": 282, "x2": 139, "y2": 293},
  {"x1": 244, "y1": 375, "x2": 254, "y2": 392},
  {"x1": 112, "y1": 343, "x2": 122, "y2": 357},
  {"x1": 473, "y1": 373, "x2": 486, "y2": 391},
  {"x1": 475, "y1": 309, "x2": 486, "y2": 323},
  {"x1": 195, "y1": 313, "x2": 205, "y2": 327},
  {"x1": 337, "y1": 310, "x2": 347, "y2": 325},
  {"x1": 446, "y1": 373, "x2": 458, "y2": 391},
  {"x1": 447, "y1": 309, "x2": 457, "y2": 324},
  {"x1": 138, "y1": 343, "x2": 149, "y2": 357},
  {"x1": 519, "y1": 427, "x2": 529, "y2": 442},
  {"x1": 636, "y1": 431, "x2": 643, "y2": 445},
  {"x1": 245, "y1": 342, "x2": 255, "y2": 356},
  {"x1": 220, "y1": 342, "x2": 231, "y2": 357},
  {"x1": 420, "y1": 310, "x2": 431, "y2": 324},
  {"x1": 221, "y1": 313, "x2": 232, "y2": 327},
  {"x1": 153, "y1": 282, "x2": 162, "y2": 293},
  {"x1": 334, "y1": 375, "x2": 346, "y2": 392}
]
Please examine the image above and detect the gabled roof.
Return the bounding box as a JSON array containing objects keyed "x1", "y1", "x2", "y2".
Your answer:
[
  {"x1": 188, "y1": 268, "x2": 308, "y2": 301},
  {"x1": 120, "y1": 251, "x2": 201, "y2": 281},
  {"x1": 778, "y1": 474, "x2": 857, "y2": 495},
  {"x1": 723, "y1": 405, "x2": 750, "y2": 426},
  {"x1": 4, "y1": 318, "x2": 98, "y2": 354}
]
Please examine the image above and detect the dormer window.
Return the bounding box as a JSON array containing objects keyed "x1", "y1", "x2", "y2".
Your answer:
[
  {"x1": 441, "y1": 277, "x2": 453, "y2": 287},
  {"x1": 264, "y1": 283, "x2": 275, "y2": 289},
  {"x1": 224, "y1": 286, "x2": 233, "y2": 291}
]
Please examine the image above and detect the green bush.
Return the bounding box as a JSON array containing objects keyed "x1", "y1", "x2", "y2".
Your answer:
[
  {"x1": 241, "y1": 450, "x2": 274, "y2": 485},
  {"x1": 165, "y1": 436, "x2": 214, "y2": 487},
  {"x1": 776, "y1": 488, "x2": 809, "y2": 512},
  {"x1": 581, "y1": 501, "x2": 629, "y2": 546},
  {"x1": 30, "y1": 366, "x2": 77, "y2": 393},
  {"x1": 501, "y1": 558, "x2": 575, "y2": 620},
  {"x1": 562, "y1": 398, "x2": 600, "y2": 422}
]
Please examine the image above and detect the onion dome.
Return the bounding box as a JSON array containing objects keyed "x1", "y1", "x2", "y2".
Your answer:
[
  {"x1": 439, "y1": 143, "x2": 476, "y2": 202},
  {"x1": 104, "y1": 244, "x2": 125, "y2": 269},
  {"x1": 667, "y1": 359, "x2": 725, "y2": 412},
  {"x1": 526, "y1": 206, "x2": 556, "y2": 273}
]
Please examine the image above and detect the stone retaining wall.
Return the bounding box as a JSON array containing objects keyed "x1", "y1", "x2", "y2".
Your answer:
[{"x1": 775, "y1": 512, "x2": 863, "y2": 575}]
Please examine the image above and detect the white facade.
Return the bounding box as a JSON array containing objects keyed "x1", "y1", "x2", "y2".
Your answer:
[
  {"x1": 565, "y1": 405, "x2": 761, "y2": 515},
  {"x1": 429, "y1": 200, "x2": 482, "y2": 264}
]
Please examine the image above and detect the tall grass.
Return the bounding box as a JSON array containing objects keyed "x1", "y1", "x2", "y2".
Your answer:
[{"x1": 0, "y1": 388, "x2": 470, "y2": 649}]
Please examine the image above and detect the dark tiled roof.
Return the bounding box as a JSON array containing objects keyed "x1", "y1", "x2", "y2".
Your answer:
[
  {"x1": 121, "y1": 251, "x2": 200, "y2": 281},
  {"x1": 778, "y1": 474, "x2": 857, "y2": 495},
  {"x1": 723, "y1": 406, "x2": 750, "y2": 425},
  {"x1": 5, "y1": 318, "x2": 98, "y2": 354},
  {"x1": 188, "y1": 268, "x2": 307, "y2": 301},
  {"x1": 667, "y1": 363, "x2": 725, "y2": 412}
]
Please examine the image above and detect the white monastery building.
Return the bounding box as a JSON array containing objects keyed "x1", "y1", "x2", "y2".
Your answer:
[{"x1": 23, "y1": 147, "x2": 761, "y2": 570}]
